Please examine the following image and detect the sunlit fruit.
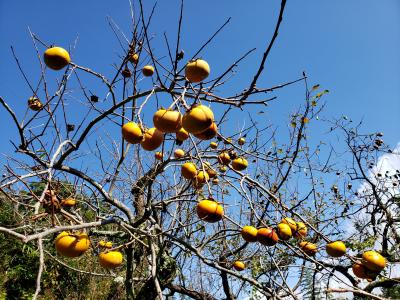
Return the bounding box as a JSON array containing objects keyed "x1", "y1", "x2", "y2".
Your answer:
[
  {"x1": 193, "y1": 171, "x2": 209, "y2": 188},
  {"x1": 219, "y1": 165, "x2": 228, "y2": 173},
  {"x1": 98, "y1": 241, "x2": 113, "y2": 249},
  {"x1": 129, "y1": 53, "x2": 139, "y2": 64},
  {"x1": 140, "y1": 128, "x2": 164, "y2": 151},
  {"x1": 44, "y1": 46, "x2": 71, "y2": 70},
  {"x1": 122, "y1": 122, "x2": 143, "y2": 144},
  {"x1": 142, "y1": 65, "x2": 154, "y2": 77},
  {"x1": 233, "y1": 261, "x2": 245, "y2": 271},
  {"x1": 181, "y1": 162, "x2": 198, "y2": 179},
  {"x1": 61, "y1": 198, "x2": 76, "y2": 207},
  {"x1": 218, "y1": 152, "x2": 231, "y2": 165},
  {"x1": 281, "y1": 217, "x2": 297, "y2": 231},
  {"x1": 174, "y1": 149, "x2": 185, "y2": 158},
  {"x1": 294, "y1": 221, "x2": 307, "y2": 238},
  {"x1": 210, "y1": 142, "x2": 218, "y2": 149},
  {"x1": 28, "y1": 97, "x2": 43, "y2": 111},
  {"x1": 153, "y1": 109, "x2": 183, "y2": 133},
  {"x1": 277, "y1": 223, "x2": 292, "y2": 241},
  {"x1": 299, "y1": 241, "x2": 318, "y2": 256},
  {"x1": 326, "y1": 241, "x2": 346, "y2": 257},
  {"x1": 257, "y1": 227, "x2": 279, "y2": 246},
  {"x1": 362, "y1": 251, "x2": 386, "y2": 272},
  {"x1": 185, "y1": 59, "x2": 210, "y2": 83},
  {"x1": 182, "y1": 105, "x2": 214, "y2": 134},
  {"x1": 352, "y1": 263, "x2": 378, "y2": 280},
  {"x1": 99, "y1": 251, "x2": 123, "y2": 269},
  {"x1": 299, "y1": 241, "x2": 317, "y2": 256},
  {"x1": 212, "y1": 178, "x2": 219, "y2": 185},
  {"x1": 196, "y1": 199, "x2": 223, "y2": 222},
  {"x1": 55, "y1": 231, "x2": 90, "y2": 257},
  {"x1": 194, "y1": 122, "x2": 217, "y2": 140},
  {"x1": 155, "y1": 152, "x2": 163, "y2": 160},
  {"x1": 241, "y1": 226, "x2": 258, "y2": 243},
  {"x1": 176, "y1": 127, "x2": 189, "y2": 142},
  {"x1": 232, "y1": 157, "x2": 248, "y2": 171},
  {"x1": 238, "y1": 137, "x2": 245, "y2": 145}
]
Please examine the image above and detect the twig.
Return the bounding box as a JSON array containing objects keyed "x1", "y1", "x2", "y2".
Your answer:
[
  {"x1": 33, "y1": 238, "x2": 44, "y2": 300},
  {"x1": 241, "y1": 0, "x2": 287, "y2": 101}
]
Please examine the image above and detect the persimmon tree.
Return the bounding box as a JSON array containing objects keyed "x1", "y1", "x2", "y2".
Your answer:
[{"x1": 0, "y1": 1, "x2": 398, "y2": 299}]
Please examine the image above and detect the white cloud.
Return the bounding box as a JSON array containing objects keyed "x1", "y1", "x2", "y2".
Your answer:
[
  {"x1": 346, "y1": 142, "x2": 400, "y2": 235},
  {"x1": 359, "y1": 142, "x2": 400, "y2": 195}
]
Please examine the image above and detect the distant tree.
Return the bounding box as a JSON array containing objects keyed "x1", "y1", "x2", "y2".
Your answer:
[{"x1": 382, "y1": 285, "x2": 400, "y2": 299}]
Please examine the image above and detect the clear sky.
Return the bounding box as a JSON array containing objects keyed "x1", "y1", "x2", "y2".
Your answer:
[{"x1": 0, "y1": 0, "x2": 399, "y2": 157}]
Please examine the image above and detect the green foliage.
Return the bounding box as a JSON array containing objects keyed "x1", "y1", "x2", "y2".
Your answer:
[
  {"x1": 382, "y1": 284, "x2": 400, "y2": 299},
  {"x1": 30, "y1": 181, "x2": 75, "y2": 199},
  {"x1": 0, "y1": 193, "x2": 122, "y2": 299},
  {"x1": 347, "y1": 235, "x2": 377, "y2": 252},
  {"x1": 1, "y1": 241, "x2": 39, "y2": 299}
]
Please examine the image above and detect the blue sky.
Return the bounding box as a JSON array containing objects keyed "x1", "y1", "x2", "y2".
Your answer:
[{"x1": 0, "y1": 0, "x2": 399, "y2": 158}]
